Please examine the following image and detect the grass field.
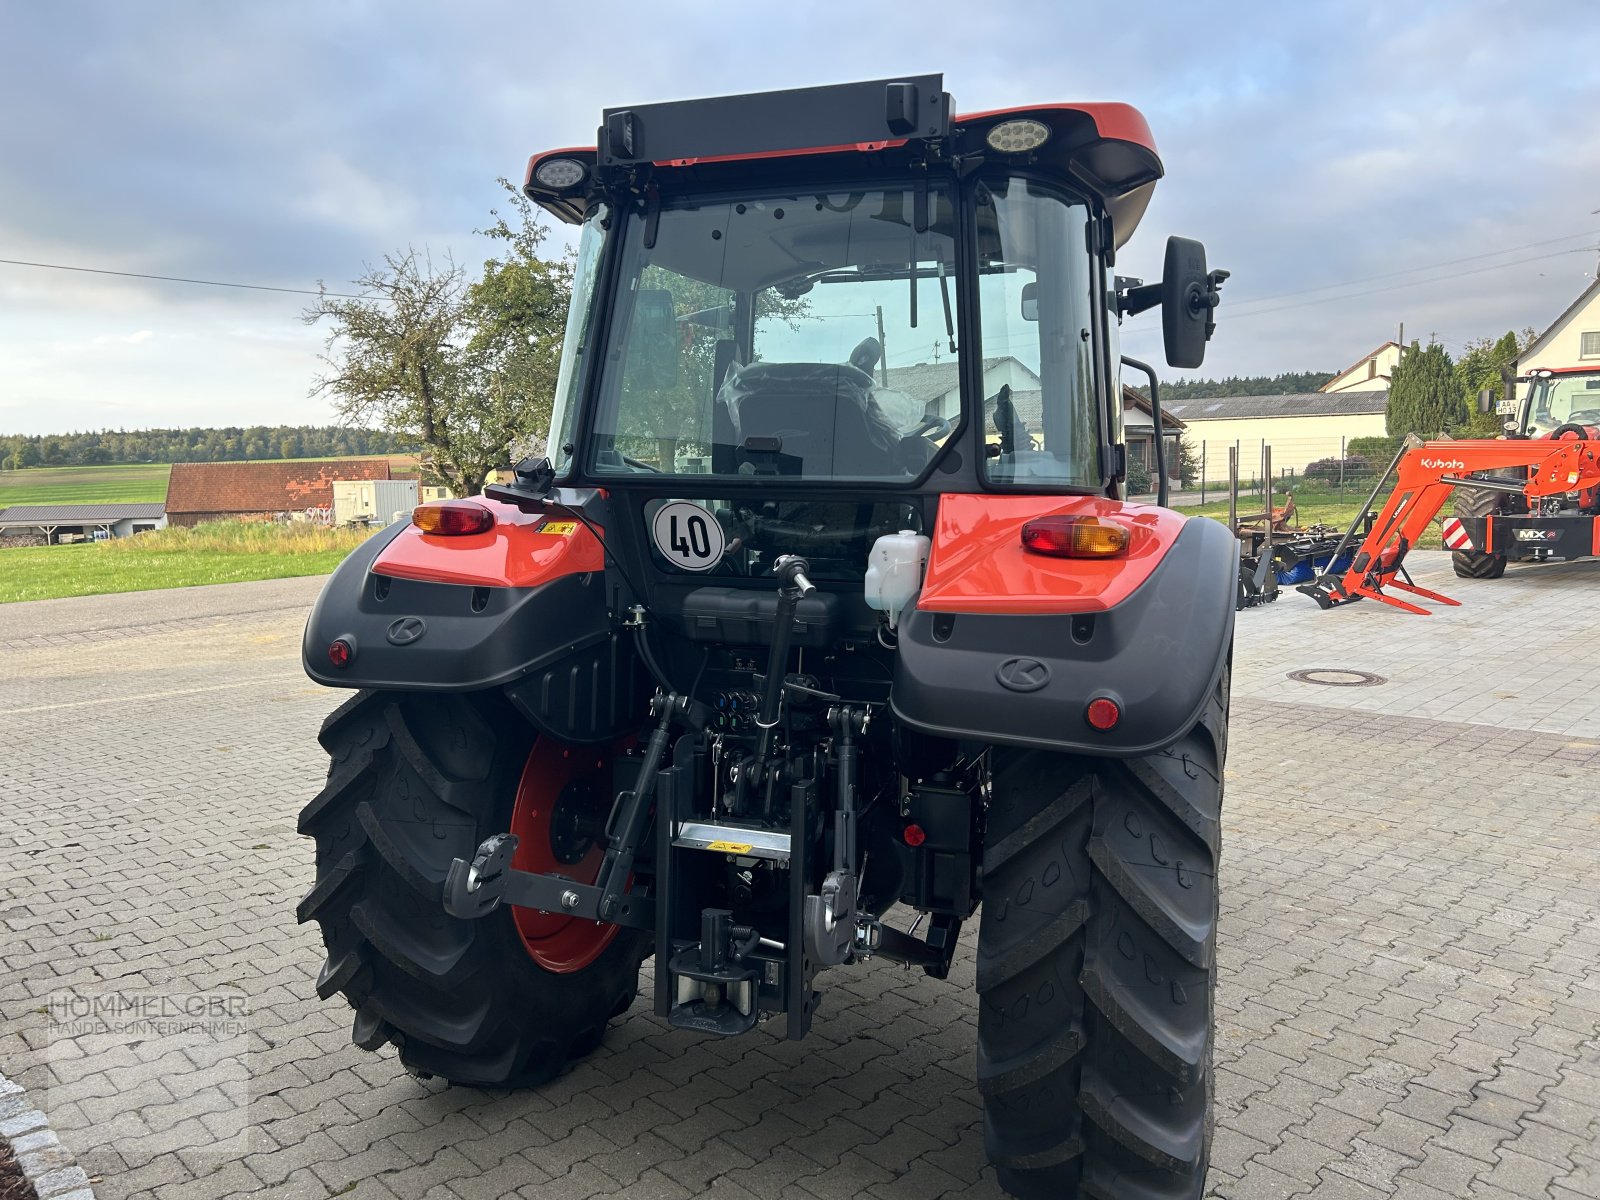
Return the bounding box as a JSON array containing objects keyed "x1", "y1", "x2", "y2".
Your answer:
[
  {"x1": 0, "y1": 522, "x2": 376, "y2": 604},
  {"x1": 0, "y1": 456, "x2": 419, "y2": 509},
  {"x1": 0, "y1": 463, "x2": 172, "y2": 506}
]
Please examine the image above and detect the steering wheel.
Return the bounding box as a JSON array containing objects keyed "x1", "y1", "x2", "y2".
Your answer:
[
  {"x1": 905, "y1": 413, "x2": 953, "y2": 441},
  {"x1": 1552, "y1": 422, "x2": 1594, "y2": 440},
  {"x1": 849, "y1": 336, "x2": 882, "y2": 375}
]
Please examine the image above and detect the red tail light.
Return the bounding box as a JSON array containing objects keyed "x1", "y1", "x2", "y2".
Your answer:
[
  {"x1": 413, "y1": 500, "x2": 495, "y2": 536},
  {"x1": 328, "y1": 638, "x2": 354, "y2": 668},
  {"x1": 1020, "y1": 515, "x2": 1130, "y2": 558}
]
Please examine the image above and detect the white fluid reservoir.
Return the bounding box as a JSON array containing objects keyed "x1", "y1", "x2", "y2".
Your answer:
[{"x1": 864, "y1": 529, "x2": 931, "y2": 629}]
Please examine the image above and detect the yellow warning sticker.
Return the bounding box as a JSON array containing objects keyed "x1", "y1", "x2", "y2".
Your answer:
[
  {"x1": 539, "y1": 521, "x2": 578, "y2": 536},
  {"x1": 706, "y1": 840, "x2": 754, "y2": 854}
]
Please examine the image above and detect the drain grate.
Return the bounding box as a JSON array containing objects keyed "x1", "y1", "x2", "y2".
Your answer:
[{"x1": 1287, "y1": 668, "x2": 1387, "y2": 688}]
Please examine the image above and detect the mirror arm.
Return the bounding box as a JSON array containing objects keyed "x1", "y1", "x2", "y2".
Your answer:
[
  {"x1": 1197, "y1": 269, "x2": 1229, "y2": 340},
  {"x1": 1118, "y1": 282, "x2": 1162, "y2": 316}
]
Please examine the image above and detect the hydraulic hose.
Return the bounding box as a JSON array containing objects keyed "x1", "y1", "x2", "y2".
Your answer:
[{"x1": 631, "y1": 621, "x2": 676, "y2": 694}]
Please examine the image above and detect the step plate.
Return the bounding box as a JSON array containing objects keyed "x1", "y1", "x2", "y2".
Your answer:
[{"x1": 673, "y1": 821, "x2": 791, "y2": 861}]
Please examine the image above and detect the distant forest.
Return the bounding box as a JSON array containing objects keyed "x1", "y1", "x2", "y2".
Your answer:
[
  {"x1": 1135, "y1": 370, "x2": 1336, "y2": 401},
  {"x1": 1, "y1": 426, "x2": 411, "y2": 470}
]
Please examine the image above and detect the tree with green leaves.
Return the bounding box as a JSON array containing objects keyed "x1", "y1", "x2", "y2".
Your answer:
[
  {"x1": 1386, "y1": 340, "x2": 1463, "y2": 438},
  {"x1": 1454, "y1": 330, "x2": 1530, "y2": 436},
  {"x1": 1132, "y1": 370, "x2": 1336, "y2": 402},
  {"x1": 305, "y1": 182, "x2": 570, "y2": 495}
]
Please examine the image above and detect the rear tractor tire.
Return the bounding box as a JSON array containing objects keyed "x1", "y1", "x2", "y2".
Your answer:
[
  {"x1": 1451, "y1": 482, "x2": 1508, "y2": 579},
  {"x1": 977, "y1": 675, "x2": 1227, "y2": 1200},
  {"x1": 296, "y1": 689, "x2": 647, "y2": 1086}
]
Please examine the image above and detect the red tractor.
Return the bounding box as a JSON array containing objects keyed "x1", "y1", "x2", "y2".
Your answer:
[
  {"x1": 1448, "y1": 366, "x2": 1600, "y2": 579},
  {"x1": 298, "y1": 76, "x2": 1233, "y2": 1199}
]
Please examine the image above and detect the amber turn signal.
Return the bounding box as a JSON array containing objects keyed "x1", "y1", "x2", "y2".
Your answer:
[
  {"x1": 412, "y1": 500, "x2": 495, "y2": 536},
  {"x1": 1019, "y1": 515, "x2": 1130, "y2": 558}
]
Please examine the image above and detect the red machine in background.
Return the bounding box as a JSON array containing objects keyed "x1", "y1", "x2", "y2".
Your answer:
[{"x1": 1300, "y1": 433, "x2": 1600, "y2": 614}]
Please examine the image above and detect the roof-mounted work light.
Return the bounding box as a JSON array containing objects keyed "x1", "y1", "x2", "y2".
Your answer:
[
  {"x1": 533, "y1": 158, "x2": 588, "y2": 190},
  {"x1": 985, "y1": 119, "x2": 1051, "y2": 154}
]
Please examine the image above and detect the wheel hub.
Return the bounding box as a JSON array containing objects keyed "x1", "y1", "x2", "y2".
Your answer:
[
  {"x1": 548, "y1": 779, "x2": 608, "y2": 865},
  {"x1": 507, "y1": 739, "x2": 624, "y2": 974}
]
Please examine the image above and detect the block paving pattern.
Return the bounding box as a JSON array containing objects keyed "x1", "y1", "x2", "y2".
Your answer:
[{"x1": 1, "y1": 558, "x2": 1597, "y2": 1199}]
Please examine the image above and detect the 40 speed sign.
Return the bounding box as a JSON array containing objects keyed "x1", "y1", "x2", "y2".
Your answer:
[{"x1": 650, "y1": 500, "x2": 725, "y2": 572}]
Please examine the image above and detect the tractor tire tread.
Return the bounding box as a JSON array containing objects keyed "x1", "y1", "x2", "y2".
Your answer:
[
  {"x1": 1451, "y1": 481, "x2": 1509, "y2": 579},
  {"x1": 299, "y1": 688, "x2": 645, "y2": 1089},
  {"x1": 978, "y1": 669, "x2": 1226, "y2": 1200}
]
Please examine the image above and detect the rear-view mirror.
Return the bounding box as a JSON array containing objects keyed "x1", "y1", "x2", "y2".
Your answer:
[
  {"x1": 1161, "y1": 236, "x2": 1225, "y2": 370},
  {"x1": 1020, "y1": 281, "x2": 1038, "y2": 322}
]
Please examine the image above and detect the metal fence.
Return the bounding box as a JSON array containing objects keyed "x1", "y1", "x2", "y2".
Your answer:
[{"x1": 1188, "y1": 435, "x2": 1392, "y2": 505}]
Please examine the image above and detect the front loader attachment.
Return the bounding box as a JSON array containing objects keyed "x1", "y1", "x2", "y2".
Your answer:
[
  {"x1": 1299, "y1": 432, "x2": 1600, "y2": 614},
  {"x1": 1295, "y1": 435, "x2": 1461, "y2": 613}
]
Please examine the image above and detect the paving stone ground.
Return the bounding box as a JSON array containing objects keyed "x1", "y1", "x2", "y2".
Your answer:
[{"x1": 1, "y1": 554, "x2": 1597, "y2": 1200}]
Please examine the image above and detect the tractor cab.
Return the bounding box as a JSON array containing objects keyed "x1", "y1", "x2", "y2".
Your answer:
[
  {"x1": 518, "y1": 75, "x2": 1224, "y2": 518},
  {"x1": 1514, "y1": 367, "x2": 1600, "y2": 438}
]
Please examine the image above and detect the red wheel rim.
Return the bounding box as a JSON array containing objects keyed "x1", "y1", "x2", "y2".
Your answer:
[{"x1": 508, "y1": 738, "x2": 621, "y2": 973}]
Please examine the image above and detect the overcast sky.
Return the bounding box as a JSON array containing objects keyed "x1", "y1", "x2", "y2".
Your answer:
[{"x1": 3, "y1": 0, "x2": 1598, "y2": 436}]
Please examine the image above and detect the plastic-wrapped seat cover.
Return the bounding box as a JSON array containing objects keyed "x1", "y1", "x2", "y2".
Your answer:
[{"x1": 717, "y1": 362, "x2": 908, "y2": 477}]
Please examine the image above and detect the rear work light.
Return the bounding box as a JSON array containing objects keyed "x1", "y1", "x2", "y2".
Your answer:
[
  {"x1": 985, "y1": 118, "x2": 1051, "y2": 154},
  {"x1": 533, "y1": 157, "x2": 587, "y2": 189},
  {"x1": 1020, "y1": 515, "x2": 1130, "y2": 558},
  {"x1": 413, "y1": 500, "x2": 495, "y2": 537}
]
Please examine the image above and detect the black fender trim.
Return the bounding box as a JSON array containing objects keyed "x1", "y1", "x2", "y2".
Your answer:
[
  {"x1": 302, "y1": 528, "x2": 612, "y2": 697},
  {"x1": 890, "y1": 516, "x2": 1236, "y2": 757}
]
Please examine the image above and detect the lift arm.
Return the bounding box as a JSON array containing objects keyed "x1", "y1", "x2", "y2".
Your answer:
[{"x1": 1299, "y1": 436, "x2": 1600, "y2": 614}]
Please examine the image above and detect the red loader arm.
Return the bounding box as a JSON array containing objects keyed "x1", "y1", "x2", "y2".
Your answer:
[{"x1": 1300, "y1": 436, "x2": 1600, "y2": 614}]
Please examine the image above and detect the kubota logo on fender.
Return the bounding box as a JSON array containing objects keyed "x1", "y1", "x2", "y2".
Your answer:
[
  {"x1": 996, "y1": 657, "x2": 1050, "y2": 692},
  {"x1": 386, "y1": 617, "x2": 426, "y2": 645},
  {"x1": 1419, "y1": 457, "x2": 1466, "y2": 470}
]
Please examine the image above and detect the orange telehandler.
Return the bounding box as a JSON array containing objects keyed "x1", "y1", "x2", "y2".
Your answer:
[{"x1": 1298, "y1": 433, "x2": 1600, "y2": 614}]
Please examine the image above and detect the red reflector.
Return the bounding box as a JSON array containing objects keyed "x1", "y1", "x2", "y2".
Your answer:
[
  {"x1": 1085, "y1": 697, "x2": 1120, "y2": 731},
  {"x1": 413, "y1": 500, "x2": 495, "y2": 536},
  {"x1": 903, "y1": 823, "x2": 927, "y2": 848},
  {"x1": 1020, "y1": 515, "x2": 1130, "y2": 558},
  {"x1": 328, "y1": 638, "x2": 354, "y2": 668}
]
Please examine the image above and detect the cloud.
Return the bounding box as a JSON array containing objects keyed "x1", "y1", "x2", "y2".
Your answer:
[{"x1": 2, "y1": 0, "x2": 1598, "y2": 430}]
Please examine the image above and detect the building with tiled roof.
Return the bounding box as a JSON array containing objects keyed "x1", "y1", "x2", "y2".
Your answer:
[{"x1": 164, "y1": 459, "x2": 392, "y2": 526}]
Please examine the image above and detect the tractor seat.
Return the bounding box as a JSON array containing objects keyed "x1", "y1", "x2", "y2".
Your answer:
[{"x1": 717, "y1": 361, "x2": 906, "y2": 478}]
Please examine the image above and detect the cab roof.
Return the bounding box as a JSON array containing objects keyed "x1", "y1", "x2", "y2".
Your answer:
[{"x1": 523, "y1": 76, "x2": 1162, "y2": 248}]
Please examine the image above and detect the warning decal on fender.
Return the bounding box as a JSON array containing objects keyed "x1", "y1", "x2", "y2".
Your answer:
[
  {"x1": 538, "y1": 520, "x2": 578, "y2": 536},
  {"x1": 650, "y1": 500, "x2": 725, "y2": 572}
]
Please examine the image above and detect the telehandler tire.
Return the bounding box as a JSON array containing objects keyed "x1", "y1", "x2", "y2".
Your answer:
[
  {"x1": 1451, "y1": 483, "x2": 1508, "y2": 579},
  {"x1": 977, "y1": 674, "x2": 1227, "y2": 1200},
  {"x1": 297, "y1": 689, "x2": 647, "y2": 1087}
]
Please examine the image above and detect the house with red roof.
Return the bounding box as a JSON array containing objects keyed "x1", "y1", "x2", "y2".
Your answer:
[{"x1": 163, "y1": 459, "x2": 393, "y2": 526}]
